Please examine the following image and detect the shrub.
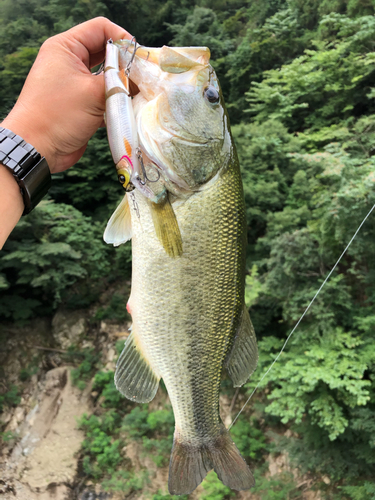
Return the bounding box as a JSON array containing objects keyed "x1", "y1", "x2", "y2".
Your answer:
[
  {"x1": 93, "y1": 370, "x2": 125, "y2": 409},
  {"x1": 71, "y1": 348, "x2": 101, "y2": 390},
  {"x1": 201, "y1": 471, "x2": 235, "y2": 500},
  {"x1": 0, "y1": 200, "x2": 132, "y2": 321},
  {"x1": 79, "y1": 412, "x2": 123, "y2": 479},
  {"x1": 0, "y1": 385, "x2": 20, "y2": 413},
  {"x1": 229, "y1": 415, "x2": 268, "y2": 460}
]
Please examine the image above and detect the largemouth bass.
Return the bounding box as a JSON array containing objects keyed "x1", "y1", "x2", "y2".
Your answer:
[{"x1": 104, "y1": 40, "x2": 258, "y2": 495}]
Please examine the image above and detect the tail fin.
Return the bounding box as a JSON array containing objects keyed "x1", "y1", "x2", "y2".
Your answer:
[
  {"x1": 168, "y1": 438, "x2": 211, "y2": 495},
  {"x1": 209, "y1": 430, "x2": 255, "y2": 491},
  {"x1": 168, "y1": 427, "x2": 255, "y2": 495}
]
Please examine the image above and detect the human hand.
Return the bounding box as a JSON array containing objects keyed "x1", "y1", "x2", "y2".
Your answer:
[{"x1": 1, "y1": 17, "x2": 130, "y2": 174}]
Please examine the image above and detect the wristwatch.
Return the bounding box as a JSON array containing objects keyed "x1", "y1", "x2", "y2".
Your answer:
[{"x1": 0, "y1": 127, "x2": 51, "y2": 215}]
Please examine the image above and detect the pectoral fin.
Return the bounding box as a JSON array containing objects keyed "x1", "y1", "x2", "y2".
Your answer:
[
  {"x1": 115, "y1": 330, "x2": 160, "y2": 403},
  {"x1": 225, "y1": 306, "x2": 258, "y2": 387},
  {"x1": 150, "y1": 193, "x2": 183, "y2": 258},
  {"x1": 103, "y1": 194, "x2": 132, "y2": 247}
]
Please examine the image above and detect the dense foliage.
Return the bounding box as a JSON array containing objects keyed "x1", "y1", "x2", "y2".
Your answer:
[{"x1": 1, "y1": 0, "x2": 375, "y2": 497}]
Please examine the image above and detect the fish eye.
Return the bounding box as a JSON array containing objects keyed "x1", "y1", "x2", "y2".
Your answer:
[{"x1": 204, "y1": 86, "x2": 220, "y2": 104}]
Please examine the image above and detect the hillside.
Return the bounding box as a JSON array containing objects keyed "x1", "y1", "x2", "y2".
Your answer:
[{"x1": 1, "y1": 1, "x2": 375, "y2": 499}]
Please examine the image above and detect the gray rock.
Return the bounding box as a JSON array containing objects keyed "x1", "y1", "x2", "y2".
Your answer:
[
  {"x1": 52, "y1": 309, "x2": 87, "y2": 349},
  {"x1": 79, "y1": 491, "x2": 111, "y2": 500}
]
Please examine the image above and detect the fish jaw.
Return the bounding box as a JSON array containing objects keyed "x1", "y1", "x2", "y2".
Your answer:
[
  {"x1": 115, "y1": 40, "x2": 231, "y2": 191},
  {"x1": 117, "y1": 42, "x2": 209, "y2": 108}
]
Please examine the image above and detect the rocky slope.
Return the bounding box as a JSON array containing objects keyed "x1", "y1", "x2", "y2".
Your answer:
[{"x1": 0, "y1": 306, "x2": 321, "y2": 500}]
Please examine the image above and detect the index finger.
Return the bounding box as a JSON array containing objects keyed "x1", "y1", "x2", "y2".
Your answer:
[{"x1": 60, "y1": 17, "x2": 132, "y2": 69}]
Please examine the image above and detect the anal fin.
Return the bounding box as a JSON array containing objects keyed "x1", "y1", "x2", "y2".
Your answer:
[
  {"x1": 149, "y1": 193, "x2": 183, "y2": 258},
  {"x1": 115, "y1": 331, "x2": 160, "y2": 403},
  {"x1": 103, "y1": 194, "x2": 132, "y2": 247},
  {"x1": 225, "y1": 306, "x2": 258, "y2": 387}
]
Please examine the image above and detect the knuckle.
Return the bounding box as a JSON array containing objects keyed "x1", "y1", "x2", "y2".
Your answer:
[
  {"x1": 92, "y1": 16, "x2": 110, "y2": 25},
  {"x1": 40, "y1": 35, "x2": 57, "y2": 52}
]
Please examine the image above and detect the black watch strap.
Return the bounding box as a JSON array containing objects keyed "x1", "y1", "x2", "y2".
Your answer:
[{"x1": 0, "y1": 127, "x2": 51, "y2": 215}]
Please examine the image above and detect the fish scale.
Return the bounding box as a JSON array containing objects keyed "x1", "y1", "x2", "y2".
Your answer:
[{"x1": 128, "y1": 149, "x2": 246, "y2": 443}]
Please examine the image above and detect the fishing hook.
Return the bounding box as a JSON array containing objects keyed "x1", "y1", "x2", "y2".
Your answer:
[
  {"x1": 123, "y1": 37, "x2": 140, "y2": 76},
  {"x1": 93, "y1": 62, "x2": 104, "y2": 75},
  {"x1": 136, "y1": 148, "x2": 161, "y2": 185},
  {"x1": 124, "y1": 37, "x2": 150, "y2": 76}
]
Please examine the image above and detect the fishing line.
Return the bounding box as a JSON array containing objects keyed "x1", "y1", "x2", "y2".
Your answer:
[{"x1": 229, "y1": 201, "x2": 375, "y2": 430}]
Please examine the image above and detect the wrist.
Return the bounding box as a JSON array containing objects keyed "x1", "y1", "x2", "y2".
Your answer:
[
  {"x1": 0, "y1": 163, "x2": 24, "y2": 248},
  {"x1": 0, "y1": 162, "x2": 24, "y2": 210},
  {"x1": 0, "y1": 126, "x2": 51, "y2": 216},
  {"x1": 1, "y1": 114, "x2": 55, "y2": 173}
]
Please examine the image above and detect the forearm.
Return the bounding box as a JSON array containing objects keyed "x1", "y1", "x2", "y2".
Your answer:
[
  {"x1": 0, "y1": 17, "x2": 130, "y2": 249},
  {"x1": 0, "y1": 115, "x2": 53, "y2": 249},
  {"x1": 0, "y1": 161, "x2": 24, "y2": 249}
]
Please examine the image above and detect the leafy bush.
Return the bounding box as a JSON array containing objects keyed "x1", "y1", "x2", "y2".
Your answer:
[
  {"x1": 339, "y1": 481, "x2": 375, "y2": 500},
  {"x1": 122, "y1": 406, "x2": 151, "y2": 439},
  {"x1": 79, "y1": 412, "x2": 123, "y2": 479},
  {"x1": 252, "y1": 468, "x2": 300, "y2": 500},
  {"x1": 201, "y1": 471, "x2": 235, "y2": 500},
  {"x1": 142, "y1": 435, "x2": 173, "y2": 467},
  {"x1": 0, "y1": 430, "x2": 17, "y2": 443},
  {"x1": 122, "y1": 406, "x2": 174, "y2": 438},
  {"x1": 247, "y1": 14, "x2": 375, "y2": 133},
  {"x1": 71, "y1": 348, "x2": 101, "y2": 390},
  {"x1": 229, "y1": 415, "x2": 268, "y2": 460},
  {"x1": 0, "y1": 200, "x2": 132, "y2": 321},
  {"x1": 240, "y1": 125, "x2": 375, "y2": 491},
  {"x1": 92, "y1": 370, "x2": 125, "y2": 409},
  {"x1": 0, "y1": 385, "x2": 20, "y2": 413},
  {"x1": 102, "y1": 470, "x2": 149, "y2": 494},
  {"x1": 122, "y1": 406, "x2": 175, "y2": 466},
  {"x1": 94, "y1": 293, "x2": 131, "y2": 322},
  {"x1": 0, "y1": 202, "x2": 109, "y2": 320},
  {"x1": 151, "y1": 491, "x2": 188, "y2": 500}
]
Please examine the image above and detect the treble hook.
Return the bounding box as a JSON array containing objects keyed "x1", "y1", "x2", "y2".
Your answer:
[
  {"x1": 136, "y1": 148, "x2": 161, "y2": 185},
  {"x1": 125, "y1": 37, "x2": 139, "y2": 76},
  {"x1": 124, "y1": 37, "x2": 150, "y2": 76}
]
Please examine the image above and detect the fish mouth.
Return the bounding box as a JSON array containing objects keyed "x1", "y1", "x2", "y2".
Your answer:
[
  {"x1": 116, "y1": 40, "x2": 210, "y2": 97},
  {"x1": 128, "y1": 78, "x2": 140, "y2": 98},
  {"x1": 115, "y1": 39, "x2": 213, "y2": 191}
]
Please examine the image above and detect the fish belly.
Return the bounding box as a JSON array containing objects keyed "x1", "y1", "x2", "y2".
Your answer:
[{"x1": 128, "y1": 158, "x2": 246, "y2": 444}]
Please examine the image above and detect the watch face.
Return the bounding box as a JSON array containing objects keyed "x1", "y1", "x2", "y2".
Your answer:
[{"x1": 0, "y1": 127, "x2": 51, "y2": 214}]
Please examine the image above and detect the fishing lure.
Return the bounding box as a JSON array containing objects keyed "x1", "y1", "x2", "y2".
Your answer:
[
  {"x1": 104, "y1": 39, "x2": 159, "y2": 246},
  {"x1": 103, "y1": 39, "x2": 182, "y2": 254},
  {"x1": 104, "y1": 39, "x2": 146, "y2": 194}
]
